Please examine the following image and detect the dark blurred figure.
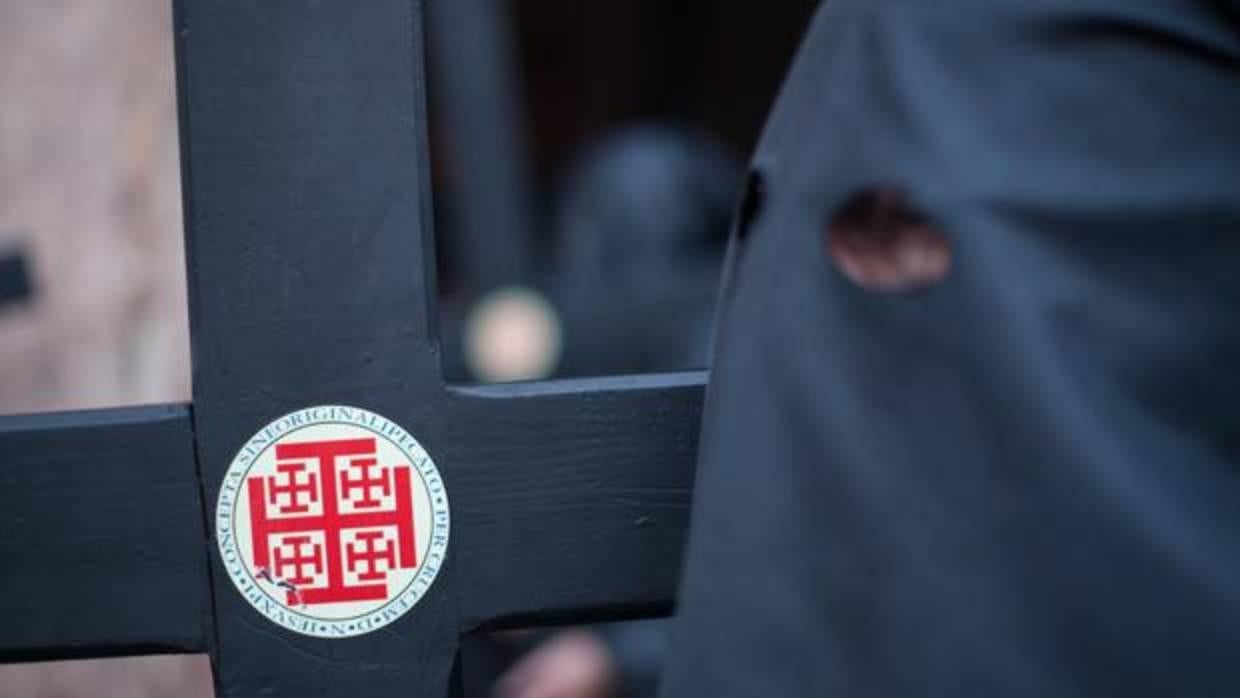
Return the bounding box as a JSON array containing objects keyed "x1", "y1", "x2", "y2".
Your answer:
[
  {"x1": 430, "y1": 4, "x2": 806, "y2": 695},
  {"x1": 429, "y1": 0, "x2": 817, "y2": 384},
  {"x1": 553, "y1": 125, "x2": 741, "y2": 377},
  {"x1": 448, "y1": 125, "x2": 741, "y2": 386},
  {"x1": 478, "y1": 126, "x2": 741, "y2": 698}
]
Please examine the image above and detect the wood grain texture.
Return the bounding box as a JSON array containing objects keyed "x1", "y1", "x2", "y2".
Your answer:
[
  {"x1": 0, "y1": 405, "x2": 208, "y2": 662},
  {"x1": 175, "y1": 1, "x2": 454, "y2": 696},
  {"x1": 448, "y1": 373, "x2": 703, "y2": 630}
]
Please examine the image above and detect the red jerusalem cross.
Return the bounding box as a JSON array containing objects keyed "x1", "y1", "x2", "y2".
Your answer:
[{"x1": 248, "y1": 437, "x2": 418, "y2": 606}]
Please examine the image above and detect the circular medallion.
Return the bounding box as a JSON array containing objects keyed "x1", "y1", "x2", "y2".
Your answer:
[{"x1": 215, "y1": 405, "x2": 449, "y2": 638}]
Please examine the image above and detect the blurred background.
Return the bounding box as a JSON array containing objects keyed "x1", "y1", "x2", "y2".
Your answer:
[{"x1": 0, "y1": 0, "x2": 815, "y2": 696}]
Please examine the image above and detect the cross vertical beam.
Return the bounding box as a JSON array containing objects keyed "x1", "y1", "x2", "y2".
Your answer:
[{"x1": 174, "y1": 1, "x2": 454, "y2": 695}]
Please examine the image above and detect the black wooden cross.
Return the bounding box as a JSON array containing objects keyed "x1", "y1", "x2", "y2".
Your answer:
[{"x1": 0, "y1": 3, "x2": 703, "y2": 696}]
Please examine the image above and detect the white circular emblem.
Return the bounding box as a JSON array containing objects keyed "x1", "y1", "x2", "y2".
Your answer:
[{"x1": 216, "y1": 405, "x2": 449, "y2": 638}]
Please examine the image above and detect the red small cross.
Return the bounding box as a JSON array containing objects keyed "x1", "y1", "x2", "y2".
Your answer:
[
  {"x1": 271, "y1": 535, "x2": 323, "y2": 586},
  {"x1": 340, "y1": 457, "x2": 392, "y2": 509},
  {"x1": 346, "y1": 530, "x2": 397, "y2": 581},
  {"x1": 267, "y1": 462, "x2": 319, "y2": 514}
]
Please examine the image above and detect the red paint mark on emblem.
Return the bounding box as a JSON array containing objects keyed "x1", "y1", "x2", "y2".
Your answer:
[{"x1": 247, "y1": 437, "x2": 418, "y2": 606}]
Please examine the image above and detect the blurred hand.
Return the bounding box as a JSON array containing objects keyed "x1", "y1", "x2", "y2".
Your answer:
[{"x1": 494, "y1": 630, "x2": 619, "y2": 698}]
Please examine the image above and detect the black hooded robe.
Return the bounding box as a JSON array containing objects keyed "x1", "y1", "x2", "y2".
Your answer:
[{"x1": 661, "y1": 2, "x2": 1240, "y2": 696}]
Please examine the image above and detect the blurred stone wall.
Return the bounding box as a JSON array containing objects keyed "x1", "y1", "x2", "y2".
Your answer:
[
  {"x1": 0, "y1": 0, "x2": 191, "y2": 414},
  {"x1": 0, "y1": 1, "x2": 207, "y2": 696}
]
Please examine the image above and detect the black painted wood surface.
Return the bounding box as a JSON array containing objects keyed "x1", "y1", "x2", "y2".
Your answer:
[
  {"x1": 176, "y1": 1, "x2": 454, "y2": 696},
  {"x1": 175, "y1": 0, "x2": 705, "y2": 691},
  {"x1": 0, "y1": 405, "x2": 207, "y2": 662},
  {"x1": 0, "y1": 1, "x2": 709, "y2": 695},
  {"x1": 449, "y1": 374, "x2": 702, "y2": 631}
]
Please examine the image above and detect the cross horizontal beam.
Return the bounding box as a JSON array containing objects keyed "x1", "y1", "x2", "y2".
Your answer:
[
  {"x1": 0, "y1": 376, "x2": 704, "y2": 677},
  {"x1": 0, "y1": 405, "x2": 209, "y2": 663},
  {"x1": 450, "y1": 373, "x2": 703, "y2": 630}
]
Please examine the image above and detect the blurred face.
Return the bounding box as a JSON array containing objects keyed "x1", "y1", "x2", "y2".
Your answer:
[{"x1": 826, "y1": 187, "x2": 952, "y2": 293}]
